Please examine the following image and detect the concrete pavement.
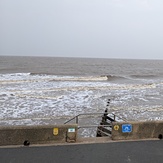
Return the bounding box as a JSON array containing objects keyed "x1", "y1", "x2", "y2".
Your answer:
[{"x1": 0, "y1": 139, "x2": 163, "y2": 163}]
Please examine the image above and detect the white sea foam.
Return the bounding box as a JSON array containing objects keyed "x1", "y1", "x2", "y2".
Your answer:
[{"x1": 0, "y1": 73, "x2": 163, "y2": 137}]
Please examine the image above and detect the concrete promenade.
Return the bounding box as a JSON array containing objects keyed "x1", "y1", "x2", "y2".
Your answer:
[{"x1": 0, "y1": 139, "x2": 163, "y2": 163}]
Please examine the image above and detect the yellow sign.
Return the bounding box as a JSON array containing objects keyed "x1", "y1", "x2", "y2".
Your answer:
[
  {"x1": 53, "y1": 128, "x2": 59, "y2": 135},
  {"x1": 114, "y1": 125, "x2": 119, "y2": 131}
]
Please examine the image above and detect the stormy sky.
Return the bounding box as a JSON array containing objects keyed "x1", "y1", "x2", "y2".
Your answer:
[{"x1": 0, "y1": 0, "x2": 163, "y2": 59}]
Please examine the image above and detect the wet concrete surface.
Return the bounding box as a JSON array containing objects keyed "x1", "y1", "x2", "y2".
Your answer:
[{"x1": 0, "y1": 139, "x2": 163, "y2": 163}]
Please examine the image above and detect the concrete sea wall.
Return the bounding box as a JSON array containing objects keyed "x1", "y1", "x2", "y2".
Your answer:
[
  {"x1": 112, "y1": 121, "x2": 163, "y2": 140},
  {"x1": 0, "y1": 124, "x2": 77, "y2": 146}
]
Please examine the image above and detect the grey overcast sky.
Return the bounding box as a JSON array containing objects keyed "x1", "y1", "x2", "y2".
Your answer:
[{"x1": 0, "y1": 0, "x2": 163, "y2": 59}]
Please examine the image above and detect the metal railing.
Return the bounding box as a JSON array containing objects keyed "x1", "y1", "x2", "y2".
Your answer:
[
  {"x1": 64, "y1": 112, "x2": 126, "y2": 125},
  {"x1": 78, "y1": 124, "x2": 112, "y2": 129},
  {"x1": 64, "y1": 112, "x2": 104, "y2": 124},
  {"x1": 64, "y1": 112, "x2": 127, "y2": 138}
]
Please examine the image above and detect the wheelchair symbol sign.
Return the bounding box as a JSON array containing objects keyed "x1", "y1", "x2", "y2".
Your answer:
[{"x1": 122, "y1": 124, "x2": 132, "y2": 133}]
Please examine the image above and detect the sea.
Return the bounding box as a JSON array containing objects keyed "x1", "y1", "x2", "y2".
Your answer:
[{"x1": 0, "y1": 56, "x2": 163, "y2": 137}]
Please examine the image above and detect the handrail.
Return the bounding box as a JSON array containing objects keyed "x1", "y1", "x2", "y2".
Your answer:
[
  {"x1": 64, "y1": 112, "x2": 126, "y2": 124},
  {"x1": 110, "y1": 113, "x2": 127, "y2": 122},
  {"x1": 64, "y1": 112, "x2": 127, "y2": 125},
  {"x1": 78, "y1": 124, "x2": 112, "y2": 129},
  {"x1": 64, "y1": 112, "x2": 104, "y2": 124}
]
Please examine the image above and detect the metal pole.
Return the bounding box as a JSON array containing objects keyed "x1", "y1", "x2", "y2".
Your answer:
[{"x1": 76, "y1": 116, "x2": 79, "y2": 124}]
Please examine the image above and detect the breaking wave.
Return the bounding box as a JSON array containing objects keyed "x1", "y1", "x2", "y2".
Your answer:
[
  {"x1": 0, "y1": 73, "x2": 161, "y2": 85},
  {"x1": 105, "y1": 75, "x2": 128, "y2": 81},
  {"x1": 1, "y1": 73, "x2": 122, "y2": 82}
]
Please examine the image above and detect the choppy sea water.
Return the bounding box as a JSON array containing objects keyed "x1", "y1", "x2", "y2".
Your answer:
[{"x1": 0, "y1": 56, "x2": 163, "y2": 137}]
